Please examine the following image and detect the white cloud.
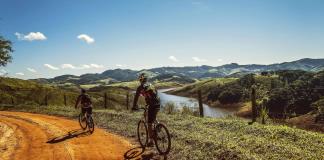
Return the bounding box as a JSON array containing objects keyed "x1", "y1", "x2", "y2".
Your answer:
[
  {"x1": 27, "y1": 68, "x2": 37, "y2": 73},
  {"x1": 217, "y1": 59, "x2": 223, "y2": 62},
  {"x1": 15, "y1": 32, "x2": 47, "y2": 41},
  {"x1": 192, "y1": 57, "x2": 207, "y2": 62},
  {"x1": 115, "y1": 64, "x2": 128, "y2": 68},
  {"x1": 81, "y1": 64, "x2": 91, "y2": 69},
  {"x1": 0, "y1": 69, "x2": 7, "y2": 76},
  {"x1": 16, "y1": 72, "x2": 24, "y2": 76},
  {"x1": 77, "y1": 34, "x2": 95, "y2": 44},
  {"x1": 169, "y1": 56, "x2": 179, "y2": 62},
  {"x1": 78, "y1": 64, "x2": 104, "y2": 69},
  {"x1": 44, "y1": 64, "x2": 59, "y2": 70},
  {"x1": 61, "y1": 64, "x2": 76, "y2": 69},
  {"x1": 90, "y1": 64, "x2": 104, "y2": 68}
]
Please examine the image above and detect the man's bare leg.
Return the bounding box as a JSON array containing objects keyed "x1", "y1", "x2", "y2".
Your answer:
[{"x1": 148, "y1": 123, "x2": 154, "y2": 146}]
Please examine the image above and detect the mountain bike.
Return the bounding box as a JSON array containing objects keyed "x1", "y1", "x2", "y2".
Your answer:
[
  {"x1": 137, "y1": 105, "x2": 171, "y2": 155},
  {"x1": 78, "y1": 110, "x2": 95, "y2": 134}
]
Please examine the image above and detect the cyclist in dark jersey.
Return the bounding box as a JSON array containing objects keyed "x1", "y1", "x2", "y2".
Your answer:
[
  {"x1": 132, "y1": 73, "x2": 160, "y2": 146},
  {"x1": 75, "y1": 89, "x2": 93, "y2": 116}
]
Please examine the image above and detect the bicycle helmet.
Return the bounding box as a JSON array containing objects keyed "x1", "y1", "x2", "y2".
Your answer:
[{"x1": 138, "y1": 73, "x2": 148, "y2": 83}]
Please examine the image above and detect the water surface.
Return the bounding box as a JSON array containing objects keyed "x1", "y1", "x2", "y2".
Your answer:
[{"x1": 158, "y1": 88, "x2": 232, "y2": 118}]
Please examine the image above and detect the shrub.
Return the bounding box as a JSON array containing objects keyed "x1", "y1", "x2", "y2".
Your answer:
[
  {"x1": 218, "y1": 85, "x2": 243, "y2": 104},
  {"x1": 163, "y1": 102, "x2": 177, "y2": 114},
  {"x1": 312, "y1": 98, "x2": 324, "y2": 114},
  {"x1": 207, "y1": 85, "x2": 223, "y2": 102},
  {"x1": 259, "y1": 105, "x2": 269, "y2": 124},
  {"x1": 239, "y1": 74, "x2": 255, "y2": 88},
  {"x1": 181, "y1": 106, "x2": 199, "y2": 116}
]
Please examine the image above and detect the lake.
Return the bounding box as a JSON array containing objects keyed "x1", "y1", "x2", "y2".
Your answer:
[{"x1": 158, "y1": 89, "x2": 233, "y2": 118}]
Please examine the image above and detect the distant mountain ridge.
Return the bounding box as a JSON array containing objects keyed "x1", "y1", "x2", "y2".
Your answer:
[{"x1": 32, "y1": 58, "x2": 324, "y2": 85}]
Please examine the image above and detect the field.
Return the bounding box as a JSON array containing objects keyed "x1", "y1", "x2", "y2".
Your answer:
[
  {"x1": 1, "y1": 105, "x2": 323, "y2": 160},
  {"x1": 168, "y1": 78, "x2": 237, "y2": 100}
]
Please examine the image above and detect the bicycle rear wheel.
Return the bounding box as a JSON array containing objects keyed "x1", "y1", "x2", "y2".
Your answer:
[
  {"x1": 78, "y1": 113, "x2": 87, "y2": 130},
  {"x1": 137, "y1": 120, "x2": 148, "y2": 148},
  {"x1": 154, "y1": 123, "x2": 171, "y2": 155},
  {"x1": 87, "y1": 116, "x2": 95, "y2": 134}
]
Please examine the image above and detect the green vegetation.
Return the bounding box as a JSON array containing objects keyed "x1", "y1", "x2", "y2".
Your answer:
[
  {"x1": 0, "y1": 35, "x2": 13, "y2": 67},
  {"x1": 31, "y1": 58, "x2": 324, "y2": 86},
  {"x1": 169, "y1": 78, "x2": 237, "y2": 100},
  {"x1": 1, "y1": 105, "x2": 323, "y2": 160},
  {"x1": 170, "y1": 70, "x2": 324, "y2": 119},
  {"x1": 0, "y1": 77, "x2": 78, "y2": 105},
  {"x1": 0, "y1": 77, "x2": 132, "y2": 108},
  {"x1": 163, "y1": 102, "x2": 177, "y2": 114},
  {"x1": 108, "y1": 80, "x2": 139, "y2": 89}
]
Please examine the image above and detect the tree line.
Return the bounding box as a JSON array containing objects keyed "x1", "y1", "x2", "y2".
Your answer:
[{"x1": 207, "y1": 70, "x2": 324, "y2": 118}]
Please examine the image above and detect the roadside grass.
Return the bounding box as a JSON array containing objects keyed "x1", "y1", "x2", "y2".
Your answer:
[
  {"x1": 1, "y1": 105, "x2": 323, "y2": 160},
  {"x1": 0, "y1": 105, "x2": 78, "y2": 118}
]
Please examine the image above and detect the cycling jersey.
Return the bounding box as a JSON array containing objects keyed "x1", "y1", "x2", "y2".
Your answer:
[
  {"x1": 76, "y1": 94, "x2": 92, "y2": 108},
  {"x1": 133, "y1": 82, "x2": 160, "y2": 107}
]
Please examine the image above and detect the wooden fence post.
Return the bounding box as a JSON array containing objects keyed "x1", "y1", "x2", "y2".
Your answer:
[
  {"x1": 126, "y1": 91, "x2": 129, "y2": 110},
  {"x1": 104, "y1": 93, "x2": 107, "y2": 109},
  {"x1": 251, "y1": 86, "x2": 257, "y2": 123},
  {"x1": 45, "y1": 94, "x2": 48, "y2": 106},
  {"x1": 198, "y1": 90, "x2": 204, "y2": 117},
  {"x1": 64, "y1": 94, "x2": 67, "y2": 106}
]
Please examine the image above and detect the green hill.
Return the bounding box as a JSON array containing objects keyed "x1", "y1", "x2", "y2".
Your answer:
[
  {"x1": 0, "y1": 77, "x2": 131, "y2": 109},
  {"x1": 32, "y1": 58, "x2": 324, "y2": 85},
  {"x1": 0, "y1": 77, "x2": 78, "y2": 105}
]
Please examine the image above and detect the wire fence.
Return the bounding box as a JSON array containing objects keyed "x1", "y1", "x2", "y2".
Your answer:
[{"x1": 0, "y1": 89, "x2": 134, "y2": 110}]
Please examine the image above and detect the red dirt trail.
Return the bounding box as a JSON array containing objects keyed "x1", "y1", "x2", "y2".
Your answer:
[{"x1": 0, "y1": 111, "x2": 133, "y2": 160}]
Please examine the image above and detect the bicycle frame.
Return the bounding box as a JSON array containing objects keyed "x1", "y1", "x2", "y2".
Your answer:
[{"x1": 138, "y1": 106, "x2": 159, "y2": 126}]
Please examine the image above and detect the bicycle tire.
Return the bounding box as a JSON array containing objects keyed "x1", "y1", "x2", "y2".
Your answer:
[
  {"x1": 88, "y1": 116, "x2": 95, "y2": 134},
  {"x1": 78, "y1": 113, "x2": 87, "y2": 130},
  {"x1": 154, "y1": 123, "x2": 171, "y2": 155},
  {"x1": 137, "y1": 120, "x2": 148, "y2": 148}
]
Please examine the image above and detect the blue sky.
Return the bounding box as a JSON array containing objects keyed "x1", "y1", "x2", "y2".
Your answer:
[{"x1": 0, "y1": 0, "x2": 323, "y2": 79}]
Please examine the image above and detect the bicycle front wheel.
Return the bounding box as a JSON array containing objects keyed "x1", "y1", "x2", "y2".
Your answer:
[
  {"x1": 154, "y1": 123, "x2": 171, "y2": 155},
  {"x1": 137, "y1": 120, "x2": 148, "y2": 148},
  {"x1": 78, "y1": 113, "x2": 87, "y2": 130}
]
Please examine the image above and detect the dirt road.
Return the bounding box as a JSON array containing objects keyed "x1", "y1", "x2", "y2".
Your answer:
[{"x1": 0, "y1": 111, "x2": 133, "y2": 160}]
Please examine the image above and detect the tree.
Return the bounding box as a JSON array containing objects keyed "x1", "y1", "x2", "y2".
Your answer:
[
  {"x1": 261, "y1": 71, "x2": 269, "y2": 76},
  {"x1": 288, "y1": 79, "x2": 318, "y2": 114},
  {"x1": 239, "y1": 74, "x2": 255, "y2": 89},
  {"x1": 276, "y1": 70, "x2": 308, "y2": 84},
  {"x1": 0, "y1": 36, "x2": 13, "y2": 67},
  {"x1": 266, "y1": 87, "x2": 292, "y2": 117},
  {"x1": 207, "y1": 85, "x2": 223, "y2": 102},
  {"x1": 218, "y1": 85, "x2": 243, "y2": 104}
]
